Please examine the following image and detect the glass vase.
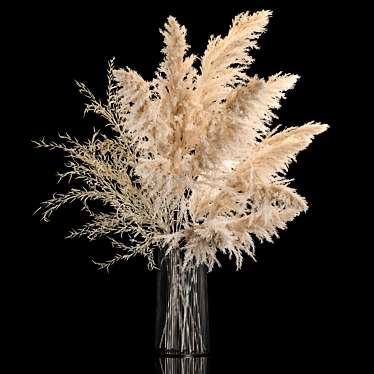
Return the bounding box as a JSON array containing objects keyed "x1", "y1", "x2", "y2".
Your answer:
[{"x1": 154, "y1": 247, "x2": 210, "y2": 357}]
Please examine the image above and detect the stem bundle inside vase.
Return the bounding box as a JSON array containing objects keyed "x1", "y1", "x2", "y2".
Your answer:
[
  {"x1": 155, "y1": 355, "x2": 209, "y2": 374},
  {"x1": 155, "y1": 248, "x2": 209, "y2": 357}
]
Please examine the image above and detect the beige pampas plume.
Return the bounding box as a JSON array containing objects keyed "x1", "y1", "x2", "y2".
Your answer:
[{"x1": 33, "y1": 11, "x2": 328, "y2": 272}]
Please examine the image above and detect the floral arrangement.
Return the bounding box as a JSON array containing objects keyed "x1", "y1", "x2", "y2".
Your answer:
[{"x1": 34, "y1": 10, "x2": 328, "y2": 272}]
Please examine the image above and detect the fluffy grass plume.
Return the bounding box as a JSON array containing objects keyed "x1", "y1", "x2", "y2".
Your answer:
[{"x1": 34, "y1": 11, "x2": 328, "y2": 272}]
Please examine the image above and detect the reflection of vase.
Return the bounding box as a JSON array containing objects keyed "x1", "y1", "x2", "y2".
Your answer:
[
  {"x1": 155, "y1": 356, "x2": 210, "y2": 374},
  {"x1": 154, "y1": 247, "x2": 210, "y2": 357}
]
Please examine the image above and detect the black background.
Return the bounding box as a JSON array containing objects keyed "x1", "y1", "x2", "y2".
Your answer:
[{"x1": 23, "y1": 1, "x2": 353, "y2": 372}]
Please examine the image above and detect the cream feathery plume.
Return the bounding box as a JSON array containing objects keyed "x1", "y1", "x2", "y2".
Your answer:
[{"x1": 34, "y1": 11, "x2": 328, "y2": 272}]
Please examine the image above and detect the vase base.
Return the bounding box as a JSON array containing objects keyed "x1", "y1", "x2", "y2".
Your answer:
[{"x1": 154, "y1": 351, "x2": 210, "y2": 358}]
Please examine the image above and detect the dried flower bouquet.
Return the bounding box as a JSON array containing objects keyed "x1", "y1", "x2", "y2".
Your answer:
[{"x1": 34, "y1": 10, "x2": 328, "y2": 273}]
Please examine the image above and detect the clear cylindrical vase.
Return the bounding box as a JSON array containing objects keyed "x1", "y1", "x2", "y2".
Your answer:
[{"x1": 154, "y1": 247, "x2": 210, "y2": 357}]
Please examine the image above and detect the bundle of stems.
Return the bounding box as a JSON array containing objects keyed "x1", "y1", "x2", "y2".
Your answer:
[{"x1": 155, "y1": 249, "x2": 209, "y2": 356}]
